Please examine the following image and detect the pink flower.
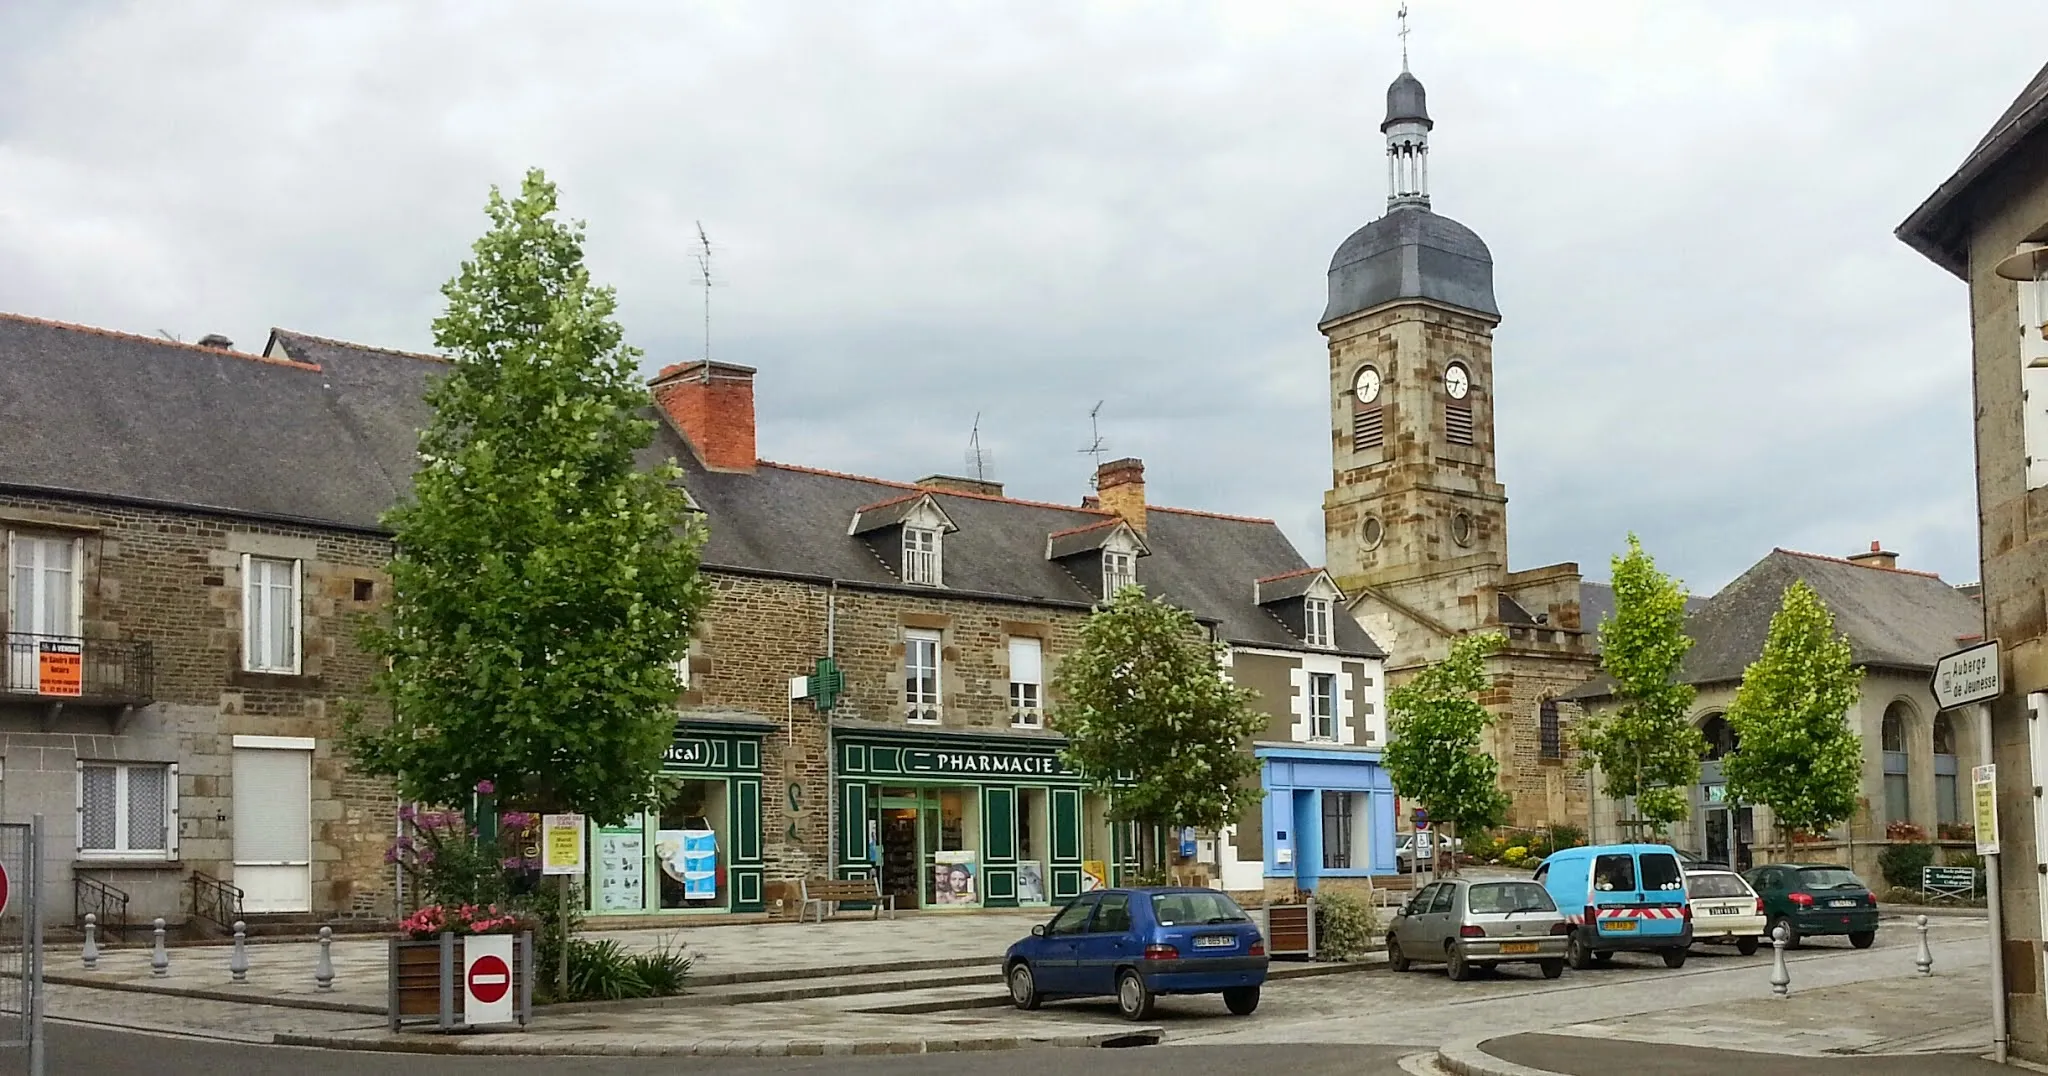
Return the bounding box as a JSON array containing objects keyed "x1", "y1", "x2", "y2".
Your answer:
[{"x1": 475, "y1": 779, "x2": 495, "y2": 796}]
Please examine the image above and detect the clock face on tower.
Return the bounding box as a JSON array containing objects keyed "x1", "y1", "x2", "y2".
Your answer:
[
  {"x1": 1352, "y1": 365, "x2": 1381, "y2": 404},
  {"x1": 1443, "y1": 362, "x2": 1471, "y2": 400}
]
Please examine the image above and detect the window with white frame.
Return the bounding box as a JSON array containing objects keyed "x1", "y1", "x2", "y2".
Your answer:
[
  {"x1": 1102, "y1": 550, "x2": 1135, "y2": 596},
  {"x1": 902, "y1": 527, "x2": 941, "y2": 586},
  {"x1": 1008, "y1": 636, "x2": 1044, "y2": 726},
  {"x1": 674, "y1": 650, "x2": 691, "y2": 692},
  {"x1": 905, "y1": 629, "x2": 942, "y2": 722},
  {"x1": 79, "y1": 761, "x2": 175, "y2": 859},
  {"x1": 1309, "y1": 672, "x2": 1337, "y2": 740},
  {"x1": 1304, "y1": 597, "x2": 1333, "y2": 649},
  {"x1": 242, "y1": 555, "x2": 301, "y2": 673}
]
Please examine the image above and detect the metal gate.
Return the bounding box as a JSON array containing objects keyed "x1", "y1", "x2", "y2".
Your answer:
[{"x1": 0, "y1": 818, "x2": 48, "y2": 1074}]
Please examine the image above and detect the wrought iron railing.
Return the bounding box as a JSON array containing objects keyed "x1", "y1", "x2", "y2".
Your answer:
[
  {"x1": 1, "y1": 633, "x2": 153, "y2": 704},
  {"x1": 74, "y1": 875, "x2": 130, "y2": 942},
  {"x1": 188, "y1": 871, "x2": 243, "y2": 933}
]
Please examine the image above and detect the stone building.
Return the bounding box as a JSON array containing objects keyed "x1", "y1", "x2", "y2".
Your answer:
[
  {"x1": 1897, "y1": 57, "x2": 2048, "y2": 1064},
  {"x1": 0, "y1": 315, "x2": 440, "y2": 928},
  {"x1": 1568, "y1": 545, "x2": 1984, "y2": 882},
  {"x1": 646, "y1": 361, "x2": 1389, "y2": 914},
  {"x1": 1320, "y1": 62, "x2": 1598, "y2": 830}
]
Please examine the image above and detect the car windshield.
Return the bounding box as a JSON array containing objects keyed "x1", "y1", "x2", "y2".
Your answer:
[
  {"x1": 1467, "y1": 882, "x2": 1555, "y2": 915},
  {"x1": 1798, "y1": 868, "x2": 1865, "y2": 890},
  {"x1": 1687, "y1": 873, "x2": 1749, "y2": 898},
  {"x1": 1152, "y1": 891, "x2": 1249, "y2": 926}
]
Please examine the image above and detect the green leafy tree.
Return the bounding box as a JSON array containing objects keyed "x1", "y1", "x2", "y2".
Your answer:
[
  {"x1": 1382, "y1": 632, "x2": 1510, "y2": 866},
  {"x1": 347, "y1": 168, "x2": 710, "y2": 826},
  {"x1": 1722, "y1": 580, "x2": 1864, "y2": 858},
  {"x1": 1575, "y1": 535, "x2": 1703, "y2": 834},
  {"x1": 1051, "y1": 586, "x2": 1265, "y2": 872}
]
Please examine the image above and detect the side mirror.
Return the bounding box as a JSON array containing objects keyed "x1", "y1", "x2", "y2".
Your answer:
[{"x1": 1031, "y1": 924, "x2": 1046, "y2": 937}]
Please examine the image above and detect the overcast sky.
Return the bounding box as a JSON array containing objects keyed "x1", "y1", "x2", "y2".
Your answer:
[{"x1": 2, "y1": 1, "x2": 2041, "y2": 595}]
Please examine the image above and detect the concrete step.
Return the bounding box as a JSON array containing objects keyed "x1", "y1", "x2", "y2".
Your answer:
[
  {"x1": 837, "y1": 952, "x2": 1388, "y2": 1015},
  {"x1": 543, "y1": 964, "x2": 1006, "y2": 1012}
]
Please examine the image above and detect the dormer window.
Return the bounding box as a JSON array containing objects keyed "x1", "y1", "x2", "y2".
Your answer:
[
  {"x1": 1102, "y1": 550, "x2": 1136, "y2": 596},
  {"x1": 1304, "y1": 597, "x2": 1333, "y2": 649},
  {"x1": 903, "y1": 526, "x2": 941, "y2": 586}
]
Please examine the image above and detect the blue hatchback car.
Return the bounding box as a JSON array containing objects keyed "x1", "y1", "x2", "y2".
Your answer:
[{"x1": 1004, "y1": 887, "x2": 1268, "y2": 1020}]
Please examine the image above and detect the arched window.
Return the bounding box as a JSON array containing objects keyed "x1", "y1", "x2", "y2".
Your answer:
[
  {"x1": 1699, "y1": 714, "x2": 1737, "y2": 761},
  {"x1": 1933, "y1": 713, "x2": 1960, "y2": 827},
  {"x1": 1882, "y1": 702, "x2": 1912, "y2": 824}
]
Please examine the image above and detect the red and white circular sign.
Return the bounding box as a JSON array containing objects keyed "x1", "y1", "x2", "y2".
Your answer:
[
  {"x1": 466, "y1": 953, "x2": 510, "y2": 1005},
  {"x1": 0, "y1": 861, "x2": 12, "y2": 919}
]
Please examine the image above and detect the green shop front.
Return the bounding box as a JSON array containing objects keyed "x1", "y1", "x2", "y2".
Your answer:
[
  {"x1": 584, "y1": 720, "x2": 770, "y2": 916},
  {"x1": 835, "y1": 729, "x2": 1133, "y2": 910}
]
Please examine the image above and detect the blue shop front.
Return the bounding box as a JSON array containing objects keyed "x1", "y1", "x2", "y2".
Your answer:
[{"x1": 1258, "y1": 745, "x2": 1395, "y2": 891}]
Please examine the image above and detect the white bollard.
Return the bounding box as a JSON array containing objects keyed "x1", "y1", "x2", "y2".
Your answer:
[
  {"x1": 151, "y1": 917, "x2": 169, "y2": 978},
  {"x1": 230, "y1": 921, "x2": 249, "y2": 984},
  {"x1": 80, "y1": 913, "x2": 99, "y2": 971},
  {"x1": 1915, "y1": 914, "x2": 1934, "y2": 977},
  {"x1": 314, "y1": 926, "x2": 334, "y2": 991},
  {"x1": 1769, "y1": 922, "x2": 1790, "y2": 998}
]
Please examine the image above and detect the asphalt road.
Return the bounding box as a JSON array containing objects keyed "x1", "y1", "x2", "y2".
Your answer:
[
  {"x1": 0, "y1": 1024, "x2": 1418, "y2": 1076},
  {"x1": 1486, "y1": 1033, "x2": 2005, "y2": 1076}
]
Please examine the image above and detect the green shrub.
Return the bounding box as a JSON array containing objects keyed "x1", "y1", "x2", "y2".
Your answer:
[
  {"x1": 1944, "y1": 850, "x2": 1989, "y2": 896},
  {"x1": 558, "y1": 936, "x2": 693, "y2": 1002},
  {"x1": 626, "y1": 939, "x2": 694, "y2": 995},
  {"x1": 1877, "y1": 842, "x2": 1936, "y2": 889},
  {"x1": 1462, "y1": 832, "x2": 1504, "y2": 863},
  {"x1": 1549, "y1": 824, "x2": 1585, "y2": 850},
  {"x1": 1501, "y1": 845, "x2": 1528, "y2": 866},
  {"x1": 1312, "y1": 887, "x2": 1379, "y2": 960}
]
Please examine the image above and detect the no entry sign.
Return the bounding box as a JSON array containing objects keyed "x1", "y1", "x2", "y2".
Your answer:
[
  {"x1": 463, "y1": 934, "x2": 515, "y2": 1025},
  {"x1": 0, "y1": 859, "x2": 11, "y2": 918}
]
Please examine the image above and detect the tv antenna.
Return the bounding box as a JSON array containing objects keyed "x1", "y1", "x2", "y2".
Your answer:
[
  {"x1": 156, "y1": 329, "x2": 181, "y2": 343},
  {"x1": 1079, "y1": 401, "x2": 1108, "y2": 486},
  {"x1": 692, "y1": 221, "x2": 717, "y2": 380},
  {"x1": 965, "y1": 413, "x2": 994, "y2": 482}
]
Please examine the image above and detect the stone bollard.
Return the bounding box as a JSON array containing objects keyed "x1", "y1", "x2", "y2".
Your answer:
[
  {"x1": 230, "y1": 921, "x2": 249, "y2": 984},
  {"x1": 1916, "y1": 914, "x2": 1934, "y2": 977},
  {"x1": 81, "y1": 913, "x2": 99, "y2": 971},
  {"x1": 151, "y1": 918, "x2": 169, "y2": 978},
  {"x1": 314, "y1": 926, "x2": 334, "y2": 992},
  {"x1": 1769, "y1": 922, "x2": 1790, "y2": 999}
]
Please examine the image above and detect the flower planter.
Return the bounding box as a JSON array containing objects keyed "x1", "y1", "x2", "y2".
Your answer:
[
  {"x1": 1265, "y1": 899, "x2": 1317, "y2": 960},
  {"x1": 388, "y1": 932, "x2": 534, "y2": 1032}
]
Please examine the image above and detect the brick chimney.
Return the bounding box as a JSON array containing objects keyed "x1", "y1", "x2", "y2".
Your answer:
[
  {"x1": 1095, "y1": 457, "x2": 1146, "y2": 534},
  {"x1": 1847, "y1": 540, "x2": 1898, "y2": 570},
  {"x1": 650, "y1": 361, "x2": 757, "y2": 473}
]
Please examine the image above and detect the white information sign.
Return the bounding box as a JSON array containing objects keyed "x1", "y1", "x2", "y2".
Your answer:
[
  {"x1": 1974, "y1": 764, "x2": 2000, "y2": 856},
  {"x1": 1932, "y1": 641, "x2": 2002, "y2": 710},
  {"x1": 462, "y1": 932, "x2": 516, "y2": 1026},
  {"x1": 541, "y1": 813, "x2": 586, "y2": 877}
]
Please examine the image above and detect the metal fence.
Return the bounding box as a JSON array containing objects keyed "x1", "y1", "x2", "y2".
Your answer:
[{"x1": 0, "y1": 819, "x2": 48, "y2": 1074}]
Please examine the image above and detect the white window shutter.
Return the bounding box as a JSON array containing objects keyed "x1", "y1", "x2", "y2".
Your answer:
[
  {"x1": 241, "y1": 553, "x2": 257, "y2": 670},
  {"x1": 1009, "y1": 637, "x2": 1043, "y2": 685},
  {"x1": 290, "y1": 558, "x2": 303, "y2": 674},
  {"x1": 167, "y1": 762, "x2": 180, "y2": 859},
  {"x1": 69, "y1": 536, "x2": 85, "y2": 638},
  {"x1": 73, "y1": 759, "x2": 84, "y2": 855}
]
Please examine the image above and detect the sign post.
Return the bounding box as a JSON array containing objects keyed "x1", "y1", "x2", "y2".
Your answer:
[
  {"x1": 540, "y1": 813, "x2": 585, "y2": 1003},
  {"x1": 1932, "y1": 638, "x2": 2006, "y2": 1065}
]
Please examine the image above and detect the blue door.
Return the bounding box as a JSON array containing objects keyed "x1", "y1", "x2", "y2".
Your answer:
[
  {"x1": 1034, "y1": 893, "x2": 1098, "y2": 994},
  {"x1": 1071, "y1": 891, "x2": 1136, "y2": 995}
]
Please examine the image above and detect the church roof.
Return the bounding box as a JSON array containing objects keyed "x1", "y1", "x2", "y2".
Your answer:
[{"x1": 1323, "y1": 206, "x2": 1498, "y2": 323}]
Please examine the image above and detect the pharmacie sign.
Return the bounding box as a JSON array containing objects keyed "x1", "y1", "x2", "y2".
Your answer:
[
  {"x1": 903, "y1": 748, "x2": 1070, "y2": 777},
  {"x1": 663, "y1": 738, "x2": 710, "y2": 767}
]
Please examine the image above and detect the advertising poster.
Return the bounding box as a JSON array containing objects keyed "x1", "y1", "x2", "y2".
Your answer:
[
  {"x1": 931, "y1": 850, "x2": 978, "y2": 905},
  {"x1": 596, "y1": 829, "x2": 645, "y2": 912},
  {"x1": 1016, "y1": 861, "x2": 1046, "y2": 903},
  {"x1": 1082, "y1": 859, "x2": 1108, "y2": 892},
  {"x1": 541, "y1": 813, "x2": 586, "y2": 876}
]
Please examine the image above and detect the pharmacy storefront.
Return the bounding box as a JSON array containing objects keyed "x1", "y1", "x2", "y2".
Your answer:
[
  {"x1": 834, "y1": 729, "x2": 1130, "y2": 911},
  {"x1": 585, "y1": 720, "x2": 770, "y2": 916}
]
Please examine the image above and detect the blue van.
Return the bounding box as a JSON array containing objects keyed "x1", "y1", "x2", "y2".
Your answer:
[{"x1": 1534, "y1": 843, "x2": 1691, "y2": 969}]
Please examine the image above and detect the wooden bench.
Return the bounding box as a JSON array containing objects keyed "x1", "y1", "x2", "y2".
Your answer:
[{"x1": 799, "y1": 877, "x2": 895, "y2": 923}]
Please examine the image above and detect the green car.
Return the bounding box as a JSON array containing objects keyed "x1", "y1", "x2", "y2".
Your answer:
[{"x1": 1742, "y1": 863, "x2": 1879, "y2": 949}]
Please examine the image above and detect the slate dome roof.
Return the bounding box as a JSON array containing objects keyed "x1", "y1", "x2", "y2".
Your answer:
[
  {"x1": 1322, "y1": 206, "x2": 1497, "y2": 323},
  {"x1": 1383, "y1": 70, "x2": 1432, "y2": 130}
]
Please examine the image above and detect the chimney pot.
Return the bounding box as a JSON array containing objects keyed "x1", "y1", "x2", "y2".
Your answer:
[
  {"x1": 1846, "y1": 541, "x2": 1898, "y2": 571},
  {"x1": 197, "y1": 333, "x2": 234, "y2": 350},
  {"x1": 1094, "y1": 457, "x2": 1146, "y2": 534},
  {"x1": 650, "y1": 360, "x2": 758, "y2": 473}
]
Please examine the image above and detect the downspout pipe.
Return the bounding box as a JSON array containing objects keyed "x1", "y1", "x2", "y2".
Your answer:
[{"x1": 825, "y1": 580, "x2": 839, "y2": 881}]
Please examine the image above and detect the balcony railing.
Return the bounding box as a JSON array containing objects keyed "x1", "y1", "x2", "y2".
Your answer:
[{"x1": 2, "y1": 633, "x2": 153, "y2": 706}]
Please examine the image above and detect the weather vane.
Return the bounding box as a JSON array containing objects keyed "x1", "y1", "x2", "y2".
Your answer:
[{"x1": 1397, "y1": 3, "x2": 1411, "y2": 71}]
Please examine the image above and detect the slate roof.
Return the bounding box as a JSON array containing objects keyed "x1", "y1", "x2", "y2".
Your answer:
[
  {"x1": 1565, "y1": 550, "x2": 1983, "y2": 701},
  {"x1": 1574, "y1": 581, "x2": 1710, "y2": 650},
  {"x1": 1323, "y1": 207, "x2": 1498, "y2": 323},
  {"x1": 0, "y1": 314, "x2": 441, "y2": 531},
  {"x1": 1898, "y1": 60, "x2": 2048, "y2": 278}
]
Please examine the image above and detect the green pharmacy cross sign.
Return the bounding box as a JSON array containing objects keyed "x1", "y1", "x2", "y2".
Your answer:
[{"x1": 807, "y1": 658, "x2": 844, "y2": 711}]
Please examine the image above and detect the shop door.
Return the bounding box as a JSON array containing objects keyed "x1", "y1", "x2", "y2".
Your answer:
[
  {"x1": 1703, "y1": 806, "x2": 1730, "y2": 867},
  {"x1": 233, "y1": 745, "x2": 312, "y2": 913},
  {"x1": 879, "y1": 807, "x2": 922, "y2": 910}
]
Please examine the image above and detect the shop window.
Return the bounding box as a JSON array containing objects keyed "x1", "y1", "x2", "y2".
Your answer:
[
  {"x1": 930, "y1": 789, "x2": 980, "y2": 906},
  {"x1": 904, "y1": 629, "x2": 941, "y2": 722},
  {"x1": 1308, "y1": 672, "x2": 1337, "y2": 740},
  {"x1": 1321, "y1": 791, "x2": 1354, "y2": 870},
  {"x1": 654, "y1": 780, "x2": 727, "y2": 909},
  {"x1": 1008, "y1": 636, "x2": 1043, "y2": 727},
  {"x1": 79, "y1": 761, "x2": 175, "y2": 859}
]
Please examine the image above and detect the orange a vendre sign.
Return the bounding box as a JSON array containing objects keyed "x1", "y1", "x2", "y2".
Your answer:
[{"x1": 37, "y1": 640, "x2": 82, "y2": 697}]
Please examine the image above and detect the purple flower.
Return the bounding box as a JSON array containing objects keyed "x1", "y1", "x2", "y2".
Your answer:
[
  {"x1": 501, "y1": 811, "x2": 535, "y2": 829},
  {"x1": 383, "y1": 846, "x2": 400, "y2": 864},
  {"x1": 398, "y1": 805, "x2": 417, "y2": 822},
  {"x1": 475, "y1": 779, "x2": 495, "y2": 796},
  {"x1": 500, "y1": 857, "x2": 522, "y2": 870}
]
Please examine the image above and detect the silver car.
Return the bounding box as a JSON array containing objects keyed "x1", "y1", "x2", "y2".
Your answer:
[{"x1": 1385, "y1": 878, "x2": 1569, "y2": 980}]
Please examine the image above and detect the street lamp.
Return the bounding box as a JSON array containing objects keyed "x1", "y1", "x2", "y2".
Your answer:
[{"x1": 1993, "y1": 242, "x2": 2048, "y2": 349}]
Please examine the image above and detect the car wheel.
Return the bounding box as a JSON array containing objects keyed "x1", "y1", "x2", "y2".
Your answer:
[
  {"x1": 1566, "y1": 929, "x2": 1595, "y2": 971},
  {"x1": 1771, "y1": 917, "x2": 1801, "y2": 950},
  {"x1": 1849, "y1": 930, "x2": 1875, "y2": 950},
  {"x1": 1387, "y1": 935, "x2": 1411, "y2": 972},
  {"x1": 1736, "y1": 936, "x2": 1760, "y2": 957},
  {"x1": 1223, "y1": 986, "x2": 1260, "y2": 1016},
  {"x1": 1446, "y1": 944, "x2": 1473, "y2": 982},
  {"x1": 1116, "y1": 968, "x2": 1156, "y2": 1021},
  {"x1": 1662, "y1": 948, "x2": 1688, "y2": 969},
  {"x1": 1007, "y1": 962, "x2": 1041, "y2": 1011},
  {"x1": 1539, "y1": 959, "x2": 1564, "y2": 980}
]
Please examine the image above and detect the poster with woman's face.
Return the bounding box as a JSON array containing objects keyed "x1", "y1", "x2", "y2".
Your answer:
[{"x1": 932, "y1": 852, "x2": 977, "y2": 904}]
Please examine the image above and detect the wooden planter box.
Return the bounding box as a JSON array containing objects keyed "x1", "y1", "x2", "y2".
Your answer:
[
  {"x1": 388, "y1": 932, "x2": 534, "y2": 1032},
  {"x1": 1265, "y1": 899, "x2": 1317, "y2": 960}
]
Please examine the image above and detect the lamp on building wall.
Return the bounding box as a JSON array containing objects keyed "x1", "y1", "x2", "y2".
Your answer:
[{"x1": 1994, "y1": 242, "x2": 2048, "y2": 346}]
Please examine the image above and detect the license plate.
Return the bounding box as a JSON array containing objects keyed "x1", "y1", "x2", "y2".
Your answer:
[
  {"x1": 1499, "y1": 941, "x2": 1539, "y2": 954},
  {"x1": 1603, "y1": 920, "x2": 1637, "y2": 932},
  {"x1": 1194, "y1": 935, "x2": 1235, "y2": 949},
  {"x1": 1828, "y1": 899, "x2": 1857, "y2": 908},
  {"x1": 1710, "y1": 907, "x2": 1741, "y2": 915}
]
